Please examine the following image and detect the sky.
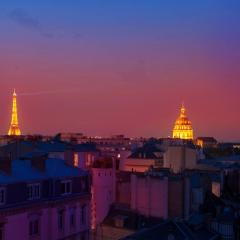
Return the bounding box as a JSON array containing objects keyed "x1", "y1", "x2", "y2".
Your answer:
[{"x1": 0, "y1": 1, "x2": 240, "y2": 141}]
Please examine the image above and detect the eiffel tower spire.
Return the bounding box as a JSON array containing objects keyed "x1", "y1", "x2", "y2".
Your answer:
[{"x1": 8, "y1": 89, "x2": 21, "y2": 136}]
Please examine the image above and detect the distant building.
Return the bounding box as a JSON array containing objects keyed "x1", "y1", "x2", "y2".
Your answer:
[
  {"x1": 196, "y1": 137, "x2": 218, "y2": 148},
  {"x1": 57, "y1": 132, "x2": 86, "y2": 143},
  {"x1": 0, "y1": 155, "x2": 91, "y2": 240},
  {"x1": 121, "y1": 144, "x2": 163, "y2": 172},
  {"x1": 172, "y1": 104, "x2": 193, "y2": 140},
  {"x1": 163, "y1": 145, "x2": 197, "y2": 173}
]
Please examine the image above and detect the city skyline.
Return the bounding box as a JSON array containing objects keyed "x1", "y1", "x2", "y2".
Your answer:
[
  {"x1": 1, "y1": 89, "x2": 239, "y2": 142},
  {"x1": 0, "y1": 1, "x2": 240, "y2": 141}
]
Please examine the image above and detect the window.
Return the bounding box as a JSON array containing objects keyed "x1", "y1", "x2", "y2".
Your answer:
[
  {"x1": 0, "y1": 223, "x2": 4, "y2": 240},
  {"x1": 61, "y1": 180, "x2": 72, "y2": 195},
  {"x1": 58, "y1": 210, "x2": 65, "y2": 231},
  {"x1": 81, "y1": 232, "x2": 86, "y2": 240},
  {"x1": 86, "y1": 153, "x2": 92, "y2": 166},
  {"x1": 27, "y1": 183, "x2": 40, "y2": 200},
  {"x1": 81, "y1": 205, "x2": 87, "y2": 225},
  {"x1": 74, "y1": 153, "x2": 78, "y2": 167},
  {"x1": 0, "y1": 188, "x2": 5, "y2": 205},
  {"x1": 69, "y1": 208, "x2": 76, "y2": 229},
  {"x1": 29, "y1": 219, "x2": 40, "y2": 237},
  {"x1": 81, "y1": 179, "x2": 87, "y2": 192}
]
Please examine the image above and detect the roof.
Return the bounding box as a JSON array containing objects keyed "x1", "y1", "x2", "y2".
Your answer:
[
  {"x1": 34, "y1": 141, "x2": 66, "y2": 152},
  {"x1": 122, "y1": 220, "x2": 218, "y2": 240},
  {"x1": 0, "y1": 140, "x2": 98, "y2": 154},
  {"x1": 197, "y1": 137, "x2": 217, "y2": 142},
  {"x1": 199, "y1": 155, "x2": 240, "y2": 169},
  {"x1": 103, "y1": 205, "x2": 162, "y2": 231},
  {"x1": 128, "y1": 143, "x2": 163, "y2": 159},
  {"x1": 0, "y1": 158, "x2": 88, "y2": 184}
]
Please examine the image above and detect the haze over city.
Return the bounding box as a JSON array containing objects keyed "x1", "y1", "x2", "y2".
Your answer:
[{"x1": 0, "y1": 1, "x2": 240, "y2": 140}]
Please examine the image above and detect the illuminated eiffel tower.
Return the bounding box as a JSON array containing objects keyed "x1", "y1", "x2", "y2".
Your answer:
[{"x1": 8, "y1": 89, "x2": 21, "y2": 136}]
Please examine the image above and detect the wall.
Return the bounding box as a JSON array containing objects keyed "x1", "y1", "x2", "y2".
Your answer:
[
  {"x1": 122, "y1": 158, "x2": 156, "y2": 173},
  {"x1": 131, "y1": 174, "x2": 168, "y2": 219},
  {"x1": 2, "y1": 199, "x2": 90, "y2": 240},
  {"x1": 168, "y1": 178, "x2": 185, "y2": 219},
  {"x1": 164, "y1": 146, "x2": 197, "y2": 173},
  {"x1": 91, "y1": 168, "x2": 115, "y2": 229}
]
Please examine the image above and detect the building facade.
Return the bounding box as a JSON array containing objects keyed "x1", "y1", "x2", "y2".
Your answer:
[{"x1": 0, "y1": 156, "x2": 91, "y2": 240}]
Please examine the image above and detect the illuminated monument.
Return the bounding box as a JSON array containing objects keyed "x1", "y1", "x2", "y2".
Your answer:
[
  {"x1": 8, "y1": 89, "x2": 21, "y2": 136},
  {"x1": 172, "y1": 103, "x2": 193, "y2": 140}
]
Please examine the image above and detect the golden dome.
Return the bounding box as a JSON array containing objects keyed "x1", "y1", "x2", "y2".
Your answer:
[{"x1": 172, "y1": 104, "x2": 193, "y2": 140}]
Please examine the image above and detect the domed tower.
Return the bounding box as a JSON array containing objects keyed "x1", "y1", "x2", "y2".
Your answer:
[{"x1": 172, "y1": 103, "x2": 193, "y2": 140}]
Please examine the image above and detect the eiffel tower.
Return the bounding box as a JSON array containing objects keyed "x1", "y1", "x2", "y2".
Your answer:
[{"x1": 8, "y1": 89, "x2": 21, "y2": 136}]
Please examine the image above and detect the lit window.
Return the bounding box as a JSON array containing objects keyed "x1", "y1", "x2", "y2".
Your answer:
[
  {"x1": 29, "y1": 219, "x2": 40, "y2": 237},
  {"x1": 74, "y1": 153, "x2": 78, "y2": 167},
  {"x1": 0, "y1": 188, "x2": 6, "y2": 205},
  {"x1": 27, "y1": 183, "x2": 40, "y2": 200},
  {"x1": 61, "y1": 180, "x2": 72, "y2": 195}
]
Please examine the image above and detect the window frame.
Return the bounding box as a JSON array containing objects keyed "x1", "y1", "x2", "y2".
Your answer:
[
  {"x1": 29, "y1": 218, "x2": 40, "y2": 237},
  {"x1": 80, "y1": 204, "x2": 87, "y2": 225},
  {"x1": 0, "y1": 187, "x2": 6, "y2": 205},
  {"x1": 0, "y1": 223, "x2": 5, "y2": 240},
  {"x1": 60, "y1": 180, "x2": 72, "y2": 196},
  {"x1": 27, "y1": 183, "x2": 41, "y2": 200},
  {"x1": 69, "y1": 207, "x2": 76, "y2": 229},
  {"x1": 58, "y1": 209, "x2": 65, "y2": 232}
]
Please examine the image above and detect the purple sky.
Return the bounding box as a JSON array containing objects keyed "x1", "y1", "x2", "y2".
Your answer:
[{"x1": 0, "y1": 1, "x2": 240, "y2": 141}]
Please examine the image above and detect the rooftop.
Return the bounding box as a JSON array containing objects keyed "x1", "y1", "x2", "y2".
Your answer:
[{"x1": 0, "y1": 158, "x2": 88, "y2": 184}]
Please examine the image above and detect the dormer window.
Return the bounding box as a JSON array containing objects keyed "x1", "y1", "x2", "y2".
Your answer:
[
  {"x1": 81, "y1": 179, "x2": 87, "y2": 192},
  {"x1": 74, "y1": 153, "x2": 78, "y2": 167},
  {"x1": 0, "y1": 188, "x2": 6, "y2": 205},
  {"x1": 27, "y1": 183, "x2": 41, "y2": 200},
  {"x1": 61, "y1": 180, "x2": 72, "y2": 195}
]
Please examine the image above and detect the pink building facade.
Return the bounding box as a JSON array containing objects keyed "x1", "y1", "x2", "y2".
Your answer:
[
  {"x1": 131, "y1": 174, "x2": 168, "y2": 219},
  {"x1": 91, "y1": 167, "x2": 116, "y2": 229},
  {"x1": 0, "y1": 156, "x2": 91, "y2": 240},
  {"x1": 1, "y1": 198, "x2": 90, "y2": 240}
]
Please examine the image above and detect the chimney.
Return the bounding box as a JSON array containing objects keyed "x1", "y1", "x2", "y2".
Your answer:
[
  {"x1": 31, "y1": 154, "x2": 47, "y2": 172},
  {"x1": 0, "y1": 156, "x2": 12, "y2": 175},
  {"x1": 65, "y1": 145, "x2": 74, "y2": 166}
]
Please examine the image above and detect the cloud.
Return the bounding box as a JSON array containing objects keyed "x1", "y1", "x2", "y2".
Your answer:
[
  {"x1": 19, "y1": 89, "x2": 81, "y2": 96},
  {"x1": 8, "y1": 8, "x2": 53, "y2": 38},
  {"x1": 117, "y1": 59, "x2": 149, "y2": 83}
]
